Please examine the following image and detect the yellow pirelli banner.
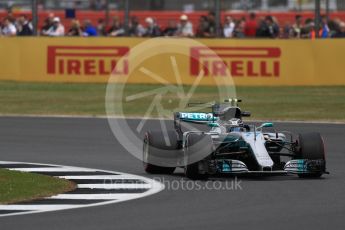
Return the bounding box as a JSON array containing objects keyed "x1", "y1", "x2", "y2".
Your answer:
[{"x1": 0, "y1": 37, "x2": 344, "y2": 86}]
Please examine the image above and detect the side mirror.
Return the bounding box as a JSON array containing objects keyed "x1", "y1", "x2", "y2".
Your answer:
[
  {"x1": 241, "y1": 111, "x2": 251, "y2": 117},
  {"x1": 261, "y1": 122, "x2": 273, "y2": 128}
]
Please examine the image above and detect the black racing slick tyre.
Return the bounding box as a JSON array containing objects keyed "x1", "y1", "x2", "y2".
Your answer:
[
  {"x1": 297, "y1": 132, "x2": 325, "y2": 178},
  {"x1": 184, "y1": 133, "x2": 213, "y2": 180},
  {"x1": 143, "y1": 130, "x2": 179, "y2": 174}
]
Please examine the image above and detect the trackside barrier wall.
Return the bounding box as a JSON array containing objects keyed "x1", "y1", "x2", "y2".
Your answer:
[{"x1": 0, "y1": 37, "x2": 344, "y2": 86}]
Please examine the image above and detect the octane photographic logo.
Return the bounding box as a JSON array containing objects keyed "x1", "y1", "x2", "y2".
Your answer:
[{"x1": 105, "y1": 38, "x2": 236, "y2": 168}]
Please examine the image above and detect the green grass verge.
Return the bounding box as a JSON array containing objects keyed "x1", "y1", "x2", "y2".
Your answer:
[
  {"x1": 0, "y1": 168, "x2": 75, "y2": 204},
  {"x1": 0, "y1": 81, "x2": 344, "y2": 121}
]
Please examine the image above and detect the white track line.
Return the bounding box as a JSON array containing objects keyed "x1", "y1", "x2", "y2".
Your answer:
[
  {"x1": 7, "y1": 167, "x2": 97, "y2": 172},
  {"x1": 49, "y1": 194, "x2": 146, "y2": 200},
  {"x1": 77, "y1": 184, "x2": 153, "y2": 189},
  {"x1": 0, "y1": 161, "x2": 164, "y2": 218},
  {"x1": 0, "y1": 205, "x2": 82, "y2": 211},
  {"x1": 58, "y1": 175, "x2": 150, "y2": 180}
]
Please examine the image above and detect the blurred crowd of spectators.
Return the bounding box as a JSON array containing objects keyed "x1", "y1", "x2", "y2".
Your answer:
[{"x1": 1, "y1": 11, "x2": 345, "y2": 38}]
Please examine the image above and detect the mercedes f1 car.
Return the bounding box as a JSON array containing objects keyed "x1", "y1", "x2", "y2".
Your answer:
[{"x1": 143, "y1": 99, "x2": 328, "y2": 179}]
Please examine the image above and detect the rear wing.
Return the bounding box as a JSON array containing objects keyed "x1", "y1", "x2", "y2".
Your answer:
[
  {"x1": 175, "y1": 112, "x2": 218, "y2": 124},
  {"x1": 173, "y1": 99, "x2": 249, "y2": 136},
  {"x1": 173, "y1": 112, "x2": 218, "y2": 137}
]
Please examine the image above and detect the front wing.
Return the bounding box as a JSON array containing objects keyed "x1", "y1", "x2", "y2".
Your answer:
[{"x1": 205, "y1": 159, "x2": 327, "y2": 175}]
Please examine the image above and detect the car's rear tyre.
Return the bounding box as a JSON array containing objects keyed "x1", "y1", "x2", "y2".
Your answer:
[
  {"x1": 143, "y1": 130, "x2": 178, "y2": 174},
  {"x1": 296, "y1": 132, "x2": 325, "y2": 178},
  {"x1": 184, "y1": 133, "x2": 213, "y2": 180}
]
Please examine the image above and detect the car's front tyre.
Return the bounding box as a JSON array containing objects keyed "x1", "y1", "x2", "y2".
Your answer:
[{"x1": 296, "y1": 132, "x2": 326, "y2": 178}]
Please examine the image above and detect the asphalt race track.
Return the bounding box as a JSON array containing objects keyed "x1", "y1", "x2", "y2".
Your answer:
[{"x1": 0, "y1": 116, "x2": 344, "y2": 230}]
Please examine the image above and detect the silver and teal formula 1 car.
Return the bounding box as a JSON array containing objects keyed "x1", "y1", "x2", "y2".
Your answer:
[{"x1": 143, "y1": 99, "x2": 328, "y2": 179}]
